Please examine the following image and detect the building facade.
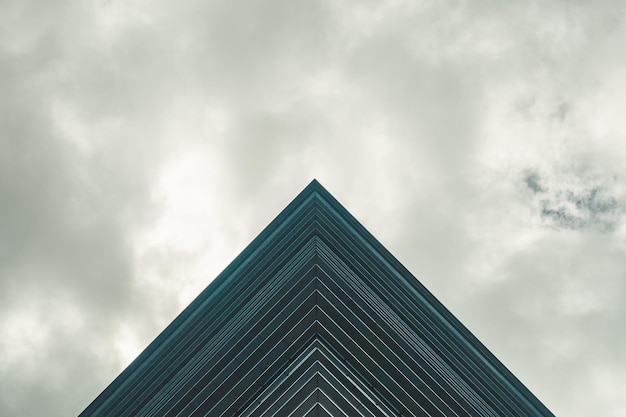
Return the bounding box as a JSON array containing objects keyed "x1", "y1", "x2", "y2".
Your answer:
[{"x1": 80, "y1": 180, "x2": 554, "y2": 416}]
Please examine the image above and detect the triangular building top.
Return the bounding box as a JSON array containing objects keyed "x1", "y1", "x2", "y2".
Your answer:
[{"x1": 81, "y1": 180, "x2": 554, "y2": 416}]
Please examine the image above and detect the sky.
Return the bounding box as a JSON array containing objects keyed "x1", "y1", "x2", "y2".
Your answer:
[{"x1": 1, "y1": 1, "x2": 626, "y2": 416}]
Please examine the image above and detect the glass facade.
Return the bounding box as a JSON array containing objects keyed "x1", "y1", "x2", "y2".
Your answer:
[{"x1": 80, "y1": 180, "x2": 554, "y2": 416}]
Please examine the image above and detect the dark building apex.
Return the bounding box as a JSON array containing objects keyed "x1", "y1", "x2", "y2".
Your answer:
[{"x1": 81, "y1": 180, "x2": 554, "y2": 416}]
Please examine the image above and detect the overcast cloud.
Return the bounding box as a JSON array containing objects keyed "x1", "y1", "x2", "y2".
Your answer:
[{"x1": 1, "y1": 1, "x2": 626, "y2": 416}]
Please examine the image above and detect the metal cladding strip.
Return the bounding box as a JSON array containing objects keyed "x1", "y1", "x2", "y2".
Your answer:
[
  {"x1": 319, "y1": 217, "x2": 535, "y2": 415},
  {"x1": 80, "y1": 180, "x2": 555, "y2": 417},
  {"x1": 253, "y1": 340, "x2": 393, "y2": 417},
  {"x1": 81, "y1": 184, "x2": 320, "y2": 416},
  {"x1": 239, "y1": 339, "x2": 395, "y2": 417},
  {"x1": 313, "y1": 261, "x2": 478, "y2": 416},
  {"x1": 300, "y1": 403, "x2": 336, "y2": 417},
  {"x1": 90, "y1": 201, "x2": 320, "y2": 416},
  {"x1": 314, "y1": 276, "x2": 454, "y2": 415},
  {"x1": 315, "y1": 296, "x2": 438, "y2": 415},
  {"x1": 314, "y1": 196, "x2": 551, "y2": 416},
  {"x1": 171, "y1": 305, "x2": 321, "y2": 416},
  {"x1": 314, "y1": 234, "x2": 506, "y2": 416},
  {"x1": 305, "y1": 404, "x2": 335, "y2": 417},
  {"x1": 136, "y1": 247, "x2": 320, "y2": 417},
  {"x1": 282, "y1": 379, "x2": 361, "y2": 417},
  {"x1": 248, "y1": 360, "x2": 389, "y2": 417},
  {"x1": 276, "y1": 388, "x2": 349, "y2": 417},
  {"x1": 192, "y1": 302, "x2": 401, "y2": 417},
  {"x1": 114, "y1": 236, "x2": 317, "y2": 416},
  {"x1": 321, "y1": 246, "x2": 508, "y2": 415},
  {"x1": 141, "y1": 266, "x2": 318, "y2": 417},
  {"x1": 313, "y1": 185, "x2": 553, "y2": 416},
  {"x1": 128, "y1": 249, "x2": 314, "y2": 416},
  {"x1": 240, "y1": 362, "x2": 363, "y2": 417},
  {"x1": 315, "y1": 215, "x2": 504, "y2": 414},
  {"x1": 316, "y1": 251, "x2": 496, "y2": 416}
]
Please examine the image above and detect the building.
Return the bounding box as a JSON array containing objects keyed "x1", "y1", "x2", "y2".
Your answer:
[{"x1": 80, "y1": 180, "x2": 554, "y2": 416}]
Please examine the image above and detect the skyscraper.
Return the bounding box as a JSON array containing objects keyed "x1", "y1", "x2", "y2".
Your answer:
[{"x1": 80, "y1": 180, "x2": 554, "y2": 416}]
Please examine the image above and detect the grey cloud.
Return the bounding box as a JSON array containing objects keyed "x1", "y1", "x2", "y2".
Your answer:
[
  {"x1": 521, "y1": 168, "x2": 624, "y2": 232},
  {"x1": 0, "y1": 3, "x2": 180, "y2": 416},
  {"x1": 524, "y1": 171, "x2": 546, "y2": 194},
  {"x1": 539, "y1": 187, "x2": 620, "y2": 232},
  {"x1": 0, "y1": 78, "x2": 149, "y2": 315},
  {"x1": 3, "y1": 1, "x2": 626, "y2": 417}
]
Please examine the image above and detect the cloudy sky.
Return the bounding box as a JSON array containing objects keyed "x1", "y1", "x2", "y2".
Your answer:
[{"x1": 2, "y1": 1, "x2": 626, "y2": 416}]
